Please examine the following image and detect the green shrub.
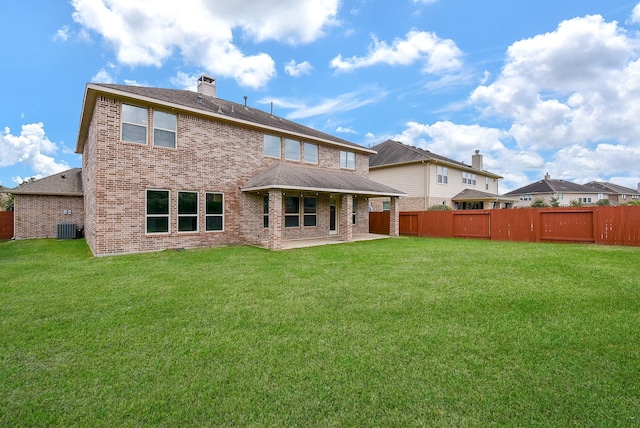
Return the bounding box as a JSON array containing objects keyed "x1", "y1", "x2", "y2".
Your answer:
[{"x1": 428, "y1": 204, "x2": 452, "y2": 211}]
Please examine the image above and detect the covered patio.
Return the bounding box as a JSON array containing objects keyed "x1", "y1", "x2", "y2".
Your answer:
[{"x1": 242, "y1": 162, "x2": 405, "y2": 250}]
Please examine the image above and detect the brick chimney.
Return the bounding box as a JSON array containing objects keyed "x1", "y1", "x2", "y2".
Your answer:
[
  {"x1": 197, "y1": 75, "x2": 216, "y2": 98},
  {"x1": 472, "y1": 149, "x2": 483, "y2": 170}
]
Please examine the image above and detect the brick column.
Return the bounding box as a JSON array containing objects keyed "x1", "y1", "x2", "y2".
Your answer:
[
  {"x1": 390, "y1": 196, "x2": 399, "y2": 237},
  {"x1": 268, "y1": 189, "x2": 283, "y2": 250},
  {"x1": 340, "y1": 194, "x2": 353, "y2": 242}
]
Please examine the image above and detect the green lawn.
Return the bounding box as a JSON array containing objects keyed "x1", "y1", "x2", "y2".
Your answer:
[{"x1": 1, "y1": 238, "x2": 639, "y2": 427}]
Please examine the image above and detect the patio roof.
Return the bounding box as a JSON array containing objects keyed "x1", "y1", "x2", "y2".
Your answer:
[
  {"x1": 452, "y1": 188, "x2": 518, "y2": 203},
  {"x1": 241, "y1": 162, "x2": 406, "y2": 197}
]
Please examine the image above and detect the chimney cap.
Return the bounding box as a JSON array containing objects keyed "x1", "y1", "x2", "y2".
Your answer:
[{"x1": 198, "y1": 75, "x2": 215, "y2": 84}]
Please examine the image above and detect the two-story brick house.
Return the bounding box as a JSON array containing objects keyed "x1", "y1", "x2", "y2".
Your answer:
[{"x1": 75, "y1": 76, "x2": 403, "y2": 256}]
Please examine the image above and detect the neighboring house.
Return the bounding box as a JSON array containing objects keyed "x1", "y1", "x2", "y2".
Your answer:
[
  {"x1": 504, "y1": 173, "x2": 600, "y2": 207},
  {"x1": 584, "y1": 181, "x2": 640, "y2": 205},
  {"x1": 0, "y1": 185, "x2": 11, "y2": 211},
  {"x1": 10, "y1": 168, "x2": 84, "y2": 239},
  {"x1": 74, "y1": 76, "x2": 403, "y2": 256},
  {"x1": 368, "y1": 140, "x2": 512, "y2": 211}
]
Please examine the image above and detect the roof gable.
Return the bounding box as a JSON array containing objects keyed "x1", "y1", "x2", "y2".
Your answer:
[{"x1": 10, "y1": 168, "x2": 83, "y2": 196}]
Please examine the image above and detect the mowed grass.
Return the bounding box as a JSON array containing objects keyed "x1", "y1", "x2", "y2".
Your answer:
[{"x1": 1, "y1": 238, "x2": 639, "y2": 427}]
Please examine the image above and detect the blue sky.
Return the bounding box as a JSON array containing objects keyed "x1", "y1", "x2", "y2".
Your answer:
[{"x1": 2, "y1": 0, "x2": 640, "y2": 193}]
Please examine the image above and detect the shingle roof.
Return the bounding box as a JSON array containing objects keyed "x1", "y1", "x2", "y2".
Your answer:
[
  {"x1": 584, "y1": 181, "x2": 640, "y2": 195},
  {"x1": 77, "y1": 83, "x2": 371, "y2": 154},
  {"x1": 452, "y1": 188, "x2": 518, "y2": 202},
  {"x1": 504, "y1": 178, "x2": 594, "y2": 195},
  {"x1": 369, "y1": 139, "x2": 502, "y2": 178},
  {"x1": 10, "y1": 168, "x2": 83, "y2": 196},
  {"x1": 242, "y1": 162, "x2": 405, "y2": 197}
]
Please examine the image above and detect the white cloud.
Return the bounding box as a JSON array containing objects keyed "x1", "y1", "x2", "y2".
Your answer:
[
  {"x1": 0, "y1": 123, "x2": 70, "y2": 179},
  {"x1": 70, "y1": 0, "x2": 339, "y2": 88},
  {"x1": 53, "y1": 25, "x2": 70, "y2": 41},
  {"x1": 91, "y1": 62, "x2": 119, "y2": 83},
  {"x1": 471, "y1": 15, "x2": 640, "y2": 149},
  {"x1": 330, "y1": 30, "x2": 463, "y2": 74},
  {"x1": 336, "y1": 126, "x2": 357, "y2": 134},
  {"x1": 285, "y1": 60, "x2": 313, "y2": 77},
  {"x1": 266, "y1": 87, "x2": 388, "y2": 120},
  {"x1": 413, "y1": 0, "x2": 438, "y2": 4},
  {"x1": 631, "y1": 3, "x2": 640, "y2": 24}
]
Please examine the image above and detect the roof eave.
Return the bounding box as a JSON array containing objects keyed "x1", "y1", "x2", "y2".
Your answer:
[
  {"x1": 370, "y1": 159, "x2": 503, "y2": 179},
  {"x1": 76, "y1": 84, "x2": 376, "y2": 155},
  {"x1": 241, "y1": 184, "x2": 406, "y2": 197}
]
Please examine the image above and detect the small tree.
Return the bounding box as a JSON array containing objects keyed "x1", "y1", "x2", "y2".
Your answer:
[
  {"x1": 428, "y1": 204, "x2": 452, "y2": 211},
  {"x1": 549, "y1": 196, "x2": 560, "y2": 207},
  {"x1": 596, "y1": 199, "x2": 611, "y2": 206},
  {"x1": 570, "y1": 199, "x2": 582, "y2": 206},
  {"x1": 531, "y1": 198, "x2": 549, "y2": 208}
]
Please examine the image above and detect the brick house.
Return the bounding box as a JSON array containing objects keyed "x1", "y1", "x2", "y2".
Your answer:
[
  {"x1": 74, "y1": 76, "x2": 403, "y2": 256},
  {"x1": 367, "y1": 140, "x2": 513, "y2": 211},
  {"x1": 10, "y1": 168, "x2": 84, "y2": 239},
  {"x1": 583, "y1": 181, "x2": 640, "y2": 205}
]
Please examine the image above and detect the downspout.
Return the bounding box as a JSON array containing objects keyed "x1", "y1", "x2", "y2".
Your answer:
[{"x1": 422, "y1": 160, "x2": 428, "y2": 211}]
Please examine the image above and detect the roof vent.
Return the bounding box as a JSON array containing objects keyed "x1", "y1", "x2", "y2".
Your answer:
[{"x1": 197, "y1": 75, "x2": 216, "y2": 99}]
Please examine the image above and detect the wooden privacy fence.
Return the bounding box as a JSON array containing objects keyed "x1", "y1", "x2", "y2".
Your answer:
[
  {"x1": 0, "y1": 211, "x2": 14, "y2": 240},
  {"x1": 370, "y1": 206, "x2": 640, "y2": 247}
]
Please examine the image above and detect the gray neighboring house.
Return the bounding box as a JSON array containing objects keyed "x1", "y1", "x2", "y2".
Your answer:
[
  {"x1": 584, "y1": 181, "x2": 640, "y2": 205},
  {"x1": 505, "y1": 173, "x2": 599, "y2": 207},
  {"x1": 10, "y1": 168, "x2": 84, "y2": 239}
]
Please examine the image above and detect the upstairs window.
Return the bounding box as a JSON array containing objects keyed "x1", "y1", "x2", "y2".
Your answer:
[
  {"x1": 264, "y1": 134, "x2": 281, "y2": 158},
  {"x1": 285, "y1": 139, "x2": 301, "y2": 161},
  {"x1": 122, "y1": 104, "x2": 147, "y2": 144},
  {"x1": 485, "y1": 177, "x2": 489, "y2": 190},
  {"x1": 340, "y1": 151, "x2": 355, "y2": 169},
  {"x1": 178, "y1": 191, "x2": 198, "y2": 232},
  {"x1": 437, "y1": 166, "x2": 448, "y2": 184},
  {"x1": 304, "y1": 142, "x2": 318, "y2": 164},
  {"x1": 146, "y1": 190, "x2": 169, "y2": 233},
  {"x1": 206, "y1": 193, "x2": 224, "y2": 231},
  {"x1": 153, "y1": 111, "x2": 177, "y2": 148}
]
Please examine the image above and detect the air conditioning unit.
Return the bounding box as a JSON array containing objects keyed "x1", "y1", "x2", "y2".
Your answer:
[{"x1": 57, "y1": 223, "x2": 76, "y2": 240}]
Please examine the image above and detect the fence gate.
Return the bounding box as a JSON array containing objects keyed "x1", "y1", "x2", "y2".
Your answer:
[{"x1": 0, "y1": 211, "x2": 14, "y2": 240}]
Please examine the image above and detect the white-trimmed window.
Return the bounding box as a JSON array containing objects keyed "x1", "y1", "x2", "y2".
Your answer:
[
  {"x1": 178, "y1": 191, "x2": 198, "y2": 232},
  {"x1": 352, "y1": 198, "x2": 357, "y2": 224},
  {"x1": 206, "y1": 193, "x2": 224, "y2": 231},
  {"x1": 122, "y1": 104, "x2": 147, "y2": 144},
  {"x1": 303, "y1": 197, "x2": 317, "y2": 227},
  {"x1": 285, "y1": 139, "x2": 301, "y2": 161},
  {"x1": 340, "y1": 151, "x2": 355, "y2": 169},
  {"x1": 485, "y1": 177, "x2": 489, "y2": 190},
  {"x1": 285, "y1": 196, "x2": 300, "y2": 227},
  {"x1": 304, "y1": 142, "x2": 318, "y2": 164},
  {"x1": 146, "y1": 190, "x2": 169, "y2": 233},
  {"x1": 382, "y1": 201, "x2": 390, "y2": 211},
  {"x1": 437, "y1": 166, "x2": 448, "y2": 184},
  {"x1": 263, "y1": 195, "x2": 269, "y2": 228},
  {"x1": 153, "y1": 110, "x2": 177, "y2": 148},
  {"x1": 264, "y1": 134, "x2": 281, "y2": 158},
  {"x1": 463, "y1": 172, "x2": 477, "y2": 185}
]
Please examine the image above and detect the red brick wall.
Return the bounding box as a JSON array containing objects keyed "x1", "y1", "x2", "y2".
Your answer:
[
  {"x1": 14, "y1": 195, "x2": 84, "y2": 239},
  {"x1": 81, "y1": 96, "x2": 371, "y2": 255}
]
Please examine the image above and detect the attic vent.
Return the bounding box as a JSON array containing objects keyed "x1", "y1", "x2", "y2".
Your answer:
[{"x1": 57, "y1": 223, "x2": 76, "y2": 240}]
